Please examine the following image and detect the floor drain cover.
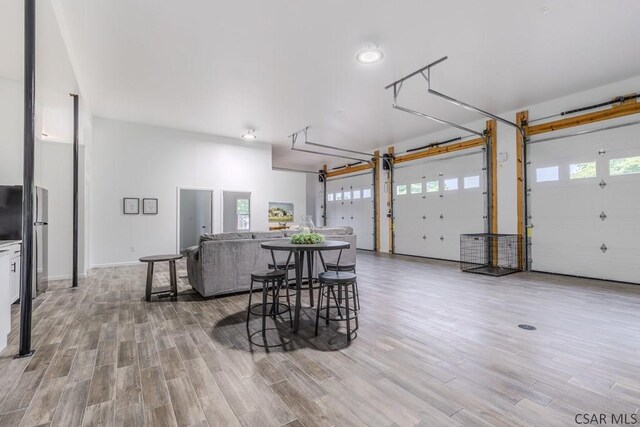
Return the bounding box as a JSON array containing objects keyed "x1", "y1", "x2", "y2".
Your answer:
[{"x1": 518, "y1": 324, "x2": 536, "y2": 331}]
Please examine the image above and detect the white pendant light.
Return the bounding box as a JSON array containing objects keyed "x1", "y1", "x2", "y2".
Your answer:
[
  {"x1": 242, "y1": 129, "x2": 257, "y2": 139},
  {"x1": 356, "y1": 46, "x2": 383, "y2": 64}
]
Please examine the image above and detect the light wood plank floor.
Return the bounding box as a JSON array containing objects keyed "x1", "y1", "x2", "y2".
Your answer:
[{"x1": 0, "y1": 251, "x2": 639, "y2": 426}]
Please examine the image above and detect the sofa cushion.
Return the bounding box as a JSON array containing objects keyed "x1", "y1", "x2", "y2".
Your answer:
[
  {"x1": 252, "y1": 230, "x2": 284, "y2": 239},
  {"x1": 200, "y1": 232, "x2": 253, "y2": 243}
]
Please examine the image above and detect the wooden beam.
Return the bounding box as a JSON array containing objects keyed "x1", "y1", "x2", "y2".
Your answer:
[
  {"x1": 387, "y1": 146, "x2": 394, "y2": 253},
  {"x1": 528, "y1": 96, "x2": 640, "y2": 136},
  {"x1": 394, "y1": 137, "x2": 485, "y2": 164},
  {"x1": 487, "y1": 119, "x2": 498, "y2": 233},
  {"x1": 515, "y1": 111, "x2": 528, "y2": 270},
  {"x1": 373, "y1": 150, "x2": 381, "y2": 253},
  {"x1": 325, "y1": 162, "x2": 372, "y2": 178}
]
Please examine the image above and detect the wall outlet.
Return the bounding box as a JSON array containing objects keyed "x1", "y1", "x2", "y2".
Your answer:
[{"x1": 130, "y1": 246, "x2": 136, "y2": 252}]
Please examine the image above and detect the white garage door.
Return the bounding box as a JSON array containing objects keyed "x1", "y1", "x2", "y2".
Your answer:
[
  {"x1": 393, "y1": 150, "x2": 487, "y2": 261},
  {"x1": 528, "y1": 122, "x2": 640, "y2": 283},
  {"x1": 326, "y1": 172, "x2": 375, "y2": 250}
]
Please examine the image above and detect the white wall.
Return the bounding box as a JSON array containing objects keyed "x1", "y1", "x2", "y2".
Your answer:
[
  {"x1": 316, "y1": 75, "x2": 640, "y2": 253},
  {"x1": 39, "y1": 142, "x2": 87, "y2": 279},
  {"x1": 90, "y1": 117, "x2": 307, "y2": 267},
  {"x1": 0, "y1": 78, "x2": 24, "y2": 185}
]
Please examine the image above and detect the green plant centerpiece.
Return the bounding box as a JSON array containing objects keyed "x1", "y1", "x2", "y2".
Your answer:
[{"x1": 291, "y1": 232, "x2": 325, "y2": 245}]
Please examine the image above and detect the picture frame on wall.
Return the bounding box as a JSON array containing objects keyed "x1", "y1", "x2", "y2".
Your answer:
[
  {"x1": 143, "y1": 198, "x2": 158, "y2": 215},
  {"x1": 123, "y1": 198, "x2": 139, "y2": 215}
]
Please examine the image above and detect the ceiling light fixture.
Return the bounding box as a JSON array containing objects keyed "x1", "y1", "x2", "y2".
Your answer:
[
  {"x1": 356, "y1": 46, "x2": 383, "y2": 64},
  {"x1": 242, "y1": 129, "x2": 256, "y2": 140}
]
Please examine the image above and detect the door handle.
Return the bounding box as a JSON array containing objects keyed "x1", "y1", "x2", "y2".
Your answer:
[{"x1": 11, "y1": 263, "x2": 16, "y2": 272}]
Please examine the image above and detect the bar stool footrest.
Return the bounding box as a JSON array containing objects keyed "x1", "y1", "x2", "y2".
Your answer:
[{"x1": 249, "y1": 302, "x2": 291, "y2": 317}]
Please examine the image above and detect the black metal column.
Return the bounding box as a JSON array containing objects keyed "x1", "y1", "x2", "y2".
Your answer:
[
  {"x1": 71, "y1": 94, "x2": 79, "y2": 287},
  {"x1": 18, "y1": 0, "x2": 36, "y2": 358}
]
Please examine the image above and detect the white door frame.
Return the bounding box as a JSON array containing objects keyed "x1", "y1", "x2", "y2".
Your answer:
[{"x1": 175, "y1": 186, "x2": 215, "y2": 254}]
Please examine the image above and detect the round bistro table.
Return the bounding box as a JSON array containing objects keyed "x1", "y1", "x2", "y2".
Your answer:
[
  {"x1": 139, "y1": 254, "x2": 183, "y2": 301},
  {"x1": 260, "y1": 240, "x2": 350, "y2": 333}
]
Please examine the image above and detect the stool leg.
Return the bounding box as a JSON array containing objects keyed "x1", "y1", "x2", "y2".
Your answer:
[
  {"x1": 246, "y1": 279, "x2": 255, "y2": 329},
  {"x1": 325, "y1": 285, "x2": 331, "y2": 326},
  {"x1": 285, "y1": 280, "x2": 293, "y2": 328},
  {"x1": 353, "y1": 284, "x2": 359, "y2": 331},
  {"x1": 261, "y1": 281, "x2": 268, "y2": 338},
  {"x1": 169, "y1": 260, "x2": 177, "y2": 300},
  {"x1": 315, "y1": 282, "x2": 324, "y2": 336},
  {"x1": 270, "y1": 279, "x2": 277, "y2": 317},
  {"x1": 307, "y1": 251, "x2": 314, "y2": 307},
  {"x1": 145, "y1": 262, "x2": 154, "y2": 301},
  {"x1": 273, "y1": 279, "x2": 282, "y2": 318},
  {"x1": 355, "y1": 281, "x2": 360, "y2": 311},
  {"x1": 329, "y1": 286, "x2": 343, "y2": 319},
  {"x1": 345, "y1": 284, "x2": 351, "y2": 342}
]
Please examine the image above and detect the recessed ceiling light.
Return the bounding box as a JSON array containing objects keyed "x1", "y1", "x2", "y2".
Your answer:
[
  {"x1": 242, "y1": 129, "x2": 256, "y2": 140},
  {"x1": 356, "y1": 47, "x2": 383, "y2": 64},
  {"x1": 539, "y1": 6, "x2": 550, "y2": 14}
]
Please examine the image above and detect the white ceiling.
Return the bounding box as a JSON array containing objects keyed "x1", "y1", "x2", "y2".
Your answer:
[
  {"x1": 0, "y1": 0, "x2": 79, "y2": 143},
  {"x1": 19, "y1": 1, "x2": 640, "y2": 165}
]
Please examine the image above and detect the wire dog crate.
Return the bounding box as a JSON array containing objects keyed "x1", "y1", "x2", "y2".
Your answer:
[{"x1": 460, "y1": 233, "x2": 521, "y2": 276}]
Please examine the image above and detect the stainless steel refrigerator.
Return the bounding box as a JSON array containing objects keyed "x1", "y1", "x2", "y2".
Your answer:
[{"x1": 0, "y1": 185, "x2": 48, "y2": 295}]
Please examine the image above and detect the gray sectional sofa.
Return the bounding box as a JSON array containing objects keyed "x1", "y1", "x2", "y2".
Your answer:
[{"x1": 186, "y1": 227, "x2": 356, "y2": 297}]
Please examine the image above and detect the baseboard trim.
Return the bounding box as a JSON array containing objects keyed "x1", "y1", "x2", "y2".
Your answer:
[{"x1": 90, "y1": 261, "x2": 141, "y2": 269}]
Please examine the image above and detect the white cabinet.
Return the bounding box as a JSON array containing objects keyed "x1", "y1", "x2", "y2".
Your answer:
[
  {"x1": 0, "y1": 245, "x2": 14, "y2": 351},
  {"x1": 10, "y1": 247, "x2": 20, "y2": 303}
]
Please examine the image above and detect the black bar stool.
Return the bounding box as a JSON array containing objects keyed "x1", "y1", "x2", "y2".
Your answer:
[
  {"x1": 268, "y1": 260, "x2": 296, "y2": 284},
  {"x1": 268, "y1": 260, "x2": 298, "y2": 304},
  {"x1": 325, "y1": 262, "x2": 359, "y2": 310},
  {"x1": 246, "y1": 270, "x2": 292, "y2": 346},
  {"x1": 315, "y1": 271, "x2": 359, "y2": 341}
]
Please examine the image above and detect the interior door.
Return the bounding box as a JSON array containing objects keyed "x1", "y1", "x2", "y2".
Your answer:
[
  {"x1": 528, "y1": 121, "x2": 640, "y2": 283},
  {"x1": 393, "y1": 150, "x2": 486, "y2": 261},
  {"x1": 179, "y1": 189, "x2": 213, "y2": 252}
]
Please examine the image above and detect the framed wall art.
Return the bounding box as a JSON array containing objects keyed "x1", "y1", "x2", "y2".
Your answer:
[
  {"x1": 143, "y1": 198, "x2": 158, "y2": 215},
  {"x1": 123, "y1": 198, "x2": 140, "y2": 215}
]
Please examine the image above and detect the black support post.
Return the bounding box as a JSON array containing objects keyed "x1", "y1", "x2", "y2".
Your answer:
[
  {"x1": 71, "y1": 94, "x2": 79, "y2": 287},
  {"x1": 18, "y1": 0, "x2": 36, "y2": 358}
]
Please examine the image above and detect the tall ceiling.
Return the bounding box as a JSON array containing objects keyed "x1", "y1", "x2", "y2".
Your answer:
[
  {"x1": 39, "y1": 1, "x2": 640, "y2": 165},
  {"x1": 0, "y1": 0, "x2": 79, "y2": 143}
]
